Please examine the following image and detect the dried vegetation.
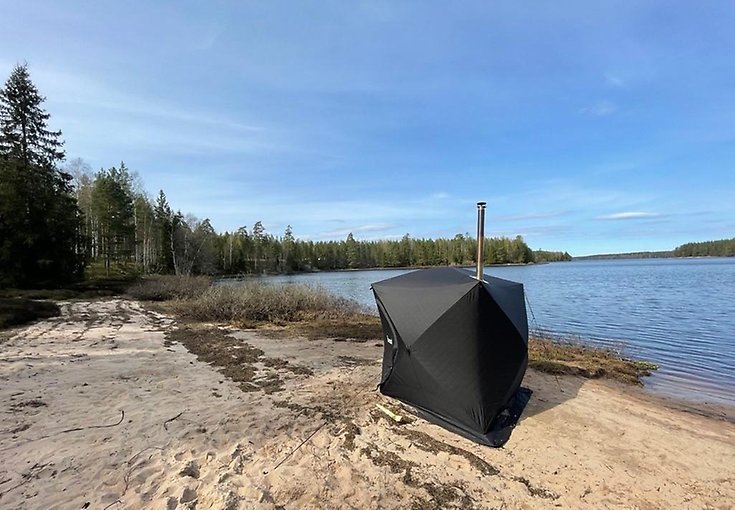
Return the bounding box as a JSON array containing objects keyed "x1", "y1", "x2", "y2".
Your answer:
[{"x1": 134, "y1": 275, "x2": 656, "y2": 384}]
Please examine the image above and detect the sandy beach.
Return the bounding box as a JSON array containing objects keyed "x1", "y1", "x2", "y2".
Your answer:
[{"x1": 0, "y1": 298, "x2": 733, "y2": 509}]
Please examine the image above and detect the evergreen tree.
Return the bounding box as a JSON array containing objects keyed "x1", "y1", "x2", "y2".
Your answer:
[
  {"x1": 283, "y1": 225, "x2": 297, "y2": 271},
  {"x1": 345, "y1": 232, "x2": 359, "y2": 268},
  {"x1": 0, "y1": 64, "x2": 64, "y2": 168},
  {"x1": 252, "y1": 221, "x2": 265, "y2": 273},
  {"x1": 92, "y1": 165, "x2": 135, "y2": 274},
  {"x1": 154, "y1": 190, "x2": 174, "y2": 272},
  {"x1": 0, "y1": 64, "x2": 82, "y2": 286}
]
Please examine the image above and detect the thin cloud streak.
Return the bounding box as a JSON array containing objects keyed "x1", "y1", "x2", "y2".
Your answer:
[
  {"x1": 597, "y1": 212, "x2": 660, "y2": 220},
  {"x1": 581, "y1": 100, "x2": 618, "y2": 116},
  {"x1": 315, "y1": 223, "x2": 400, "y2": 239}
]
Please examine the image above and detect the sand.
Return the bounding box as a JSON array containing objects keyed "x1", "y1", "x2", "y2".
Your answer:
[{"x1": 0, "y1": 298, "x2": 733, "y2": 509}]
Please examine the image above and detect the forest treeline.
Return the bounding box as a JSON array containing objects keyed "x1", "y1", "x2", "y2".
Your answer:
[
  {"x1": 673, "y1": 238, "x2": 735, "y2": 257},
  {"x1": 576, "y1": 238, "x2": 735, "y2": 260},
  {"x1": 69, "y1": 158, "x2": 571, "y2": 275},
  {"x1": 0, "y1": 64, "x2": 570, "y2": 287}
]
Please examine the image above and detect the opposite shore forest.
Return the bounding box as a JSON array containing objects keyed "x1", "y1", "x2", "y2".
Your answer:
[{"x1": 2, "y1": 64, "x2": 733, "y2": 290}]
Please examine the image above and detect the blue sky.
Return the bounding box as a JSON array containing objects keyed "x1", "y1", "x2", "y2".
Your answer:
[{"x1": 1, "y1": 1, "x2": 733, "y2": 256}]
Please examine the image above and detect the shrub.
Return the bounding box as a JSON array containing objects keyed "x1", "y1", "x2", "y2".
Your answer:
[
  {"x1": 126, "y1": 275, "x2": 213, "y2": 301},
  {"x1": 173, "y1": 282, "x2": 364, "y2": 324}
]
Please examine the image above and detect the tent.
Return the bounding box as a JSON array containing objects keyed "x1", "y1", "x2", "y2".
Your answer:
[{"x1": 371, "y1": 267, "x2": 530, "y2": 447}]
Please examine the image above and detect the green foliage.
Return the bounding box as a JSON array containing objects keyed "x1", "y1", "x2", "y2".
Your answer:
[
  {"x1": 91, "y1": 163, "x2": 136, "y2": 272},
  {"x1": 0, "y1": 64, "x2": 64, "y2": 167},
  {"x1": 0, "y1": 64, "x2": 84, "y2": 288},
  {"x1": 533, "y1": 249, "x2": 573, "y2": 263},
  {"x1": 673, "y1": 238, "x2": 735, "y2": 257},
  {"x1": 575, "y1": 251, "x2": 673, "y2": 260}
]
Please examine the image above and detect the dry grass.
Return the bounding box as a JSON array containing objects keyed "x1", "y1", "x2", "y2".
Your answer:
[
  {"x1": 529, "y1": 332, "x2": 658, "y2": 385},
  {"x1": 171, "y1": 282, "x2": 364, "y2": 324},
  {"x1": 126, "y1": 275, "x2": 213, "y2": 301},
  {"x1": 136, "y1": 276, "x2": 656, "y2": 385},
  {"x1": 260, "y1": 314, "x2": 383, "y2": 342}
]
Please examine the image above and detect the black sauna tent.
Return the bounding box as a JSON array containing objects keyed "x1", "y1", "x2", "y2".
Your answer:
[{"x1": 372, "y1": 267, "x2": 530, "y2": 447}]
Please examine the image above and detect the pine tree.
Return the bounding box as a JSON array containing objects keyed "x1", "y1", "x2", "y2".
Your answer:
[
  {"x1": 345, "y1": 232, "x2": 359, "y2": 268},
  {"x1": 0, "y1": 63, "x2": 83, "y2": 287},
  {"x1": 153, "y1": 190, "x2": 174, "y2": 273},
  {"x1": 92, "y1": 165, "x2": 135, "y2": 274},
  {"x1": 0, "y1": 64, "x2": 65, "y2": 168},
  {"x1": 283, "y1": 225, "x2": 296, "y2": 272}
]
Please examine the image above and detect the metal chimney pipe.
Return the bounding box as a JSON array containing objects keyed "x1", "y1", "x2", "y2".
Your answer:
[{"x1": 476, "y1": 201, "x2": 486, "y2": 280}]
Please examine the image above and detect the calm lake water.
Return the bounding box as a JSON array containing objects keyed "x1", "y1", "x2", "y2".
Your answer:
[{"x1": 230, "y1": 258, "x2": 735, "y2": 406}]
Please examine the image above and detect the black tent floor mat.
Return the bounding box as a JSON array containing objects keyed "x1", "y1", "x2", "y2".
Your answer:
[{"x1": 407, "y1": 387, "x2": 533, "y2": 448}]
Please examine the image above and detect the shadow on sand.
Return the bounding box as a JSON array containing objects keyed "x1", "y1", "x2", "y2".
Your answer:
[{"x1": 520, "y1": 370, "x2": 586, "y2": 421}]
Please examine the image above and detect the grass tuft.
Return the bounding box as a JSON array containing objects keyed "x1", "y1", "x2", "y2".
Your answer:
[
  {"x1": 529, "y1": 332, "x2": 658, "y2": 385},
  {"x1": 172, "y1": 282, "x2": 364, "y2": 324}
]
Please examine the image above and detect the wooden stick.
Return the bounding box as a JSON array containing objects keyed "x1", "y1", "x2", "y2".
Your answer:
[{"x1": 376, "y1": 404, "x2": 403, "y2": 423}]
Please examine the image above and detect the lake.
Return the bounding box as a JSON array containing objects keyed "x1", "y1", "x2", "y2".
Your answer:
[{"x1": 228, "y1": 258, "x2": 735, "y2": 406}]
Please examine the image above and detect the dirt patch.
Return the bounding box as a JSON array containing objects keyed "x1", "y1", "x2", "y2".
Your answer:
[
  {"x1": 341, "y1": 421, "x2": 361, "y2": 451},
  {"x1": 262, "y1": 357, "x2": 314, "y2": 376},
  {"x1": 360, "y1": 441, "x2": 478, "y2": 509},
  {"x1": 411, "y1": 482, "x2": 475, "y2": 510},
  {"x1": 10, "y1": 399, "x2": 47, "y2": 411},
  {"x1": 397, "y1": 428, "x2": 499, "y2": 477},
  {"x1": 290, "y1": 316, "x2": 383, "y2": 341},
  {"x1": 165, "y1": 325, "x2": 312, "y2": 394},
  {"x1": 251, "y1": 315, "x2": 382, "y2": 343},
  {"x1": 255, "y1": 372, "x2": 285, "y2": 394},
  {"x1": 513, "y1": 475, "x2": 559, "y2": 500},
  {"x1": 10, "y1": 423, "x2": 31, "y2": 434},
  {"x1": 166, "y1": 325, "x2": 263, "y2": 392},
  {"x1": 272, "y1": 399, "x2": 339, "y2": 421},
  {"x1": 360, "y1": 443, "x2": 418, "y2": 484},
  {"x1": 336, "y1": 355, "x2": 377, "y2": 367}
]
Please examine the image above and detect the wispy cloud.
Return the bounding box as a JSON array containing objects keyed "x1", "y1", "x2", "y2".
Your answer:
[
  {"x1": 430, "y1": 192, "x2": 450, "y2": 200},
  {"x1": 32, "y1": 67, "x2": 261, "y2": 132},
  {"x1": 313, "y1": 223, "x2": 399, "y2": 239},
  {"x1": 596, "y1": 212, "x2": 660, "y2": 220},
  {"x1": 493, "y1": 211, "x2": 566, "y2": 222},
  {"x1": 581, "y1": 100, "x2": 618, "y2": 116},
  {"x1": 605, "y1": 73, "x2": 626, "y2": 88}
]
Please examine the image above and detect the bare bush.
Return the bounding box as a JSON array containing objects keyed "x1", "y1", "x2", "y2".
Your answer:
[{"x1": 173, "y1": 282, "x2": 364, "y2": 323}]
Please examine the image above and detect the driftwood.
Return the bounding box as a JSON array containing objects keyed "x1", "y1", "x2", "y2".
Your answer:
[{"x1": 376, "y1": 404, "x2": 403, "y2": 423}]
